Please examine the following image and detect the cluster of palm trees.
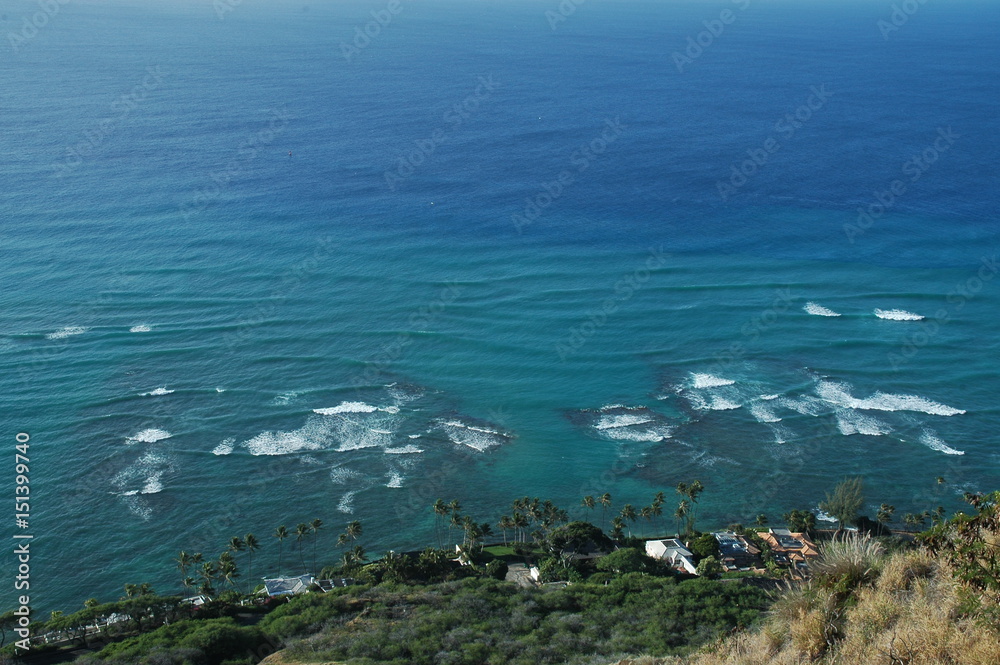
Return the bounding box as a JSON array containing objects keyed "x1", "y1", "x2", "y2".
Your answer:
[
  {"x1": 673, "y1": 480, "x2": 704, "y2": 535},
  {"x1": 433, "y1": 499, "x2": 496, "y2": 552},
  {"x1": 494, "y1": 497, "x2": 569, "y2": 547},
  {"x1": 579, "y1": 491, "x2": 670, "y2": 539},
  {"x1": 173, "y1": 517, "x2": 364, "y2": 599}
]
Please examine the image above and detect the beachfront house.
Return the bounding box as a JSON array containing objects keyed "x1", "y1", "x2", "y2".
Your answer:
[
  {"x1": 756, "y1": 528, "x2": 819, "y2": 572},
  {"x1": 712, "y1": 531, "x2": 762, "y2": 572},
  {"x1": 645, "y1": 538, "x2": 698, "y2": 575},
  {"x1": 263, "y1": 574, "x2": 315, "y2": 598}
]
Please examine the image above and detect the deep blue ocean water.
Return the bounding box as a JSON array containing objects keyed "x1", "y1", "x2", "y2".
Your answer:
[{"x1": 1, "y1": 0, "x2": 998, "y2": 613}]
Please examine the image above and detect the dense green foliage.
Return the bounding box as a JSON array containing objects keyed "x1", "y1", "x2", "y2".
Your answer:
[
  {"x1": 274, "y1": 575, "x2": 768, "y2": 665},
  {"x1": 80, "y1": 618, "x2": 269, "y2": 665}
]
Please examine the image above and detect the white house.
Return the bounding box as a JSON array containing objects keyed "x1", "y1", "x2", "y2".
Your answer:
[
  {"x1": 645, "y1": 539, "x2": 698, "y2": 575},
  {"x1": 262, "y1": 574, "x2": 315, "y2": 597}
]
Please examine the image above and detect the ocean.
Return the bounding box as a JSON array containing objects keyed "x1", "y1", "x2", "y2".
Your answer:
[{"x1": 1, "y1": 0, "x2": 998, "y2": 613}]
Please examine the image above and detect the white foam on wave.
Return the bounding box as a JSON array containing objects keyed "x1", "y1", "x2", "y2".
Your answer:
[
  {"x1": 778, "y1": 395, "x2": 826, "y2": 416},
  {"x1": 835, "y1": 409, "x2": 892, "y2": 436},
  {"x1": 816, "y1": 509, "x2": 838, "y2": 523},
  {"x1": 604, "y1": 425, "x2": 673, "y2": 442},
  {"x1": 768, "y1": 423, "x2": 793, "y2": 444},
  {"x1": 919, "y1": 429, "x2": 964, "y2": 455},
  {"x1": 46, "y1": 326, "x2": 88, "y2": 340},
  {"x1": 708, "y1": 395, "x2": 741, "y2": 411},
  {"x1": 272, "y1": 391, "x2": 300, "y2": 405},
  {"x1": 385, "y1": 444, "x2": 424, "y2": 455},
  {"x1": 408, "y1": 434, "x2": 422, "y2": 439},
  {"x1": 803, "y1": 302, "x2": 841, "y2": 317},
  {"x1": 595, "y1": 413, "x2": 656, "y2": 430},
  {"x1": 760, "y1": 394, "x2": 780, "y2": 401},
  {"x1": 142, "y1": 472, "x2": 164, "y2": 495},
  {"x1": 386, "y1": 472, "x2": 404, "y2": 488},
  {"x1": 438, "y1": 419, "x2": 507, "y2": 452},
  {"x1": 314, "y1": 401, "x2": 379, "y2": 415},
  {"x1": 689, "y1": 373, "x2": 735, "y2": 389},
  {"x1": 816, "y1": 380, "x2": 964, "y2": 416},
  {"x1": 112, "y1": 450, "x2": 172, "y2": 520},
  {"x1": 126, "y1": 429, "x2": 172, "y2": 444},
  {"x1": 140, "y1": 387, "x2": 174, "y2": 397},
  {"x1": 749, "y1": 402, "x2": 781, "y2": 423},
  {"x1": 330, "y1": 466, "x2": 364, "y2": 484},
  {"x1": 337, "y1": 491, "x2": 357, "y2": 514},
  {"x1": 212, "y1": 438, "x2": 235, "y2": 456},
  {"x1": 216, "y1": 387, "x2": 226, "y2": 393},
  {"x1": 875, "y1": 308, "x2": 924, "y2": 321},
  {"x1": 244, "y1": 428, "x2": 325, "y2": 455},
  {"x1": 129, "y1": 324, "x2": 152, "y2": 333}
]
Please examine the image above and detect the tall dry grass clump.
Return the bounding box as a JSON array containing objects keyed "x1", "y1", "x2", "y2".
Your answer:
[{"x1": 672, "y1": 533, "x2": 1000, "y2": 665}]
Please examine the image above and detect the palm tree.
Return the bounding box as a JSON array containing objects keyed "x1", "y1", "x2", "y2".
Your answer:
[
  {"x1": 294, "y1": 523, "x2": 310, "y2": 573},
  {"x1": 675, "y1": 499, "x2": 690, "y2": 535},
  {"x1": 620, "y1": 504, "x2": 637, "y2": 537},
  {"x1": 310, "y1": 519, "x2": 323, "y2": 573},
  {"x1": 581, "y1": 495, "x2": 595, "y2": 518},
  {"x1": 755, "y1": 513, "x2": 768, "y2": 528},
  {"x1": 640, "y1": 505, "x2": 654, "y2": 531},
  {"x1": 346, "y1": 520, "x2": 363, "y2": 541},
  {"x1": 433, "y1": 499, "x2": 450, "y2": 549},
  {"x1": 497, "y1": 515, "x2": 514, "y2": 546},
  {"x1": 650, "y1": 502, "x2": 664, "y2": 534},
  {"x1": 244, "y1": 533, "x2": 259, "y2": 584},
  {"x1": 199, "y1": 561, "x2": 218, "y2": 597},
  {"x1": 218, "y1": 551, "x2": 240, "y2": 591},
  {"x1": 228, "y1": 536, "x2": 245, "y2": 556},
  {"x1": 876, "y1": 504, "x2": 895, "y2": 525},
  {"x1": 599, "y1": 493, "x2": 612, "y2": 529},
  {"x1": 610, "y1": 516, "x2": 625, "y2": 541},
  {"x1": 274, "y1": 525, "x2": 289, "y2": 574},
  {"x1": 175, "y1": 551, "x2": 193, "y2": 581},
  {"x1": 512, "y1": 512, "x2": 528, "y2": 543}
]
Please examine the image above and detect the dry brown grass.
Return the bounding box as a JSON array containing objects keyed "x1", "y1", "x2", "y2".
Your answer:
[{"x1": 648, "y1": 543, "x2": 1000, "y2": 665}]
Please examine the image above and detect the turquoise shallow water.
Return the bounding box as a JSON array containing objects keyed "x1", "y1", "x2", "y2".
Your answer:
[{"x1": 1, "y1": 0, "x2": 998, "y2": 613}]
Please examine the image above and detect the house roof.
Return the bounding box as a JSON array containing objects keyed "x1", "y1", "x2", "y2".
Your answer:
[
  {"x1": 756, "y1": 530, "x2": 819, "y2": 558},
  {"x1": 263, "y1": 575, "x2": 314, "y2": 597}
]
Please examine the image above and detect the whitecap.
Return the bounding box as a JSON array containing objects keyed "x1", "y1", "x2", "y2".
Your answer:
[
  {"x1": 834, "y1": 409, "x2": 892, "y2": 436},
  {"x1": 816, "y1": 380, "x2": 964, "y2": 416},
  {"x1": 777, "y1": 395, "x2": 825, "y2": 416},
  {"x1": 759, "y1": 394, "x2": 780, "y2": 401},
  {"x1": 689, "y1": 373, "x2": 735, "y2": 389},
  {"x1": 212, "y1": 438, "x2": 235, "y2": 456},
  {"x1": 437, "y1": 419, "x2": 508, "y2": 452},
  {"x1": 126, "y1": 429, "x2": 172, "y2": 444},
  {"x1": 815, "y1": 509, "x2": 837, "y2": 523},
  {"x1": 140, "y1": 387, "x2": 174, "y2": 397},
  {"x1": 129, "y1": 324, "x2": 152, "y2": 333},
  {"x1": 46, "y1": 326, "x2": 88, "y2": 340},
  {"x1": 337, "y1": 491, "x2": 357, "y2": 514},
  {"x1": 804, "y1": 302, "x2": 841, "y2": 317},
  {"x1": 707, "y1": 395, "x2": 741, "y2": 411},
  {"x1": 749, "y1": 402, "x2": 781, "y2": 423},
  {"x1": 216, "y1": 387, "x2": 226, "y2": 393},
  {"x1": 386, "y1": 472, "x2": 404, "y2": 488},
  {"x1": 141, "y1": 472, "x2": 164, "y2": 494},
  {"x1": 272, "y1": 391, "x2": 300, "y2": 405},
  {"x1": 595, "y1": 413, "x2": 656, "y2": 430},
  {"x1": 874, "y1": 308, "x2": 924, "y2": 321},
  {"x1": 314, "y1": 401, "x2": 379, "y2": 415},
  {"x1": 408, "y1": 434, "x2": 422, "y2": 439},
  {"x1": 919, "y1": 429, "x2": 964, "y2": 455},
  {"x1": 329, "y1": 466, "x2": 364, "y2": 485},
  {"x1": 385, "y1": 445, "x2": 424, "y2": 454}
]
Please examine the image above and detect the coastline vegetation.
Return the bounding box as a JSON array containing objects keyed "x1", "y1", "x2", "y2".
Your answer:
[{"x1": 3, "y1": 481, "x2": 996, "y2": 665}]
